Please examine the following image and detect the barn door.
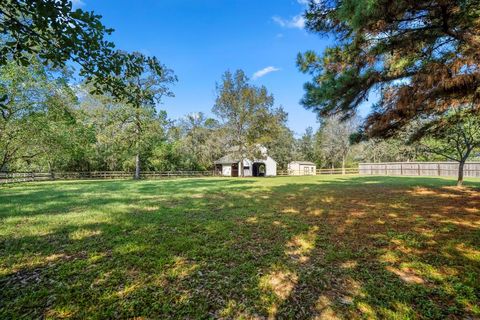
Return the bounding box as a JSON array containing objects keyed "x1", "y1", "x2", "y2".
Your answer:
[
  {"x1": 231, "y1": 163, "x2": 239, "y2": 177},
  {"x1": 215, "y1": 164, "x2": 222, "y2": 176}
]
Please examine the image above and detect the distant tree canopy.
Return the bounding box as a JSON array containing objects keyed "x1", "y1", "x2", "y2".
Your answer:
[
  {"x1": 0, "y1": 58, "x2": 85, "y2": 171},
  {"x1": 316, "y1": 115, "x2": 360, "y2": 172},
  {"x1": 298, "y1": 0, "x2": 480, "y2": 138},
  {"x1": 116, "y1": 54, "x2": 176, "y2": 179},
  {"x1": 0, "y1": 0, "x2": 171, "y2": 105},
  {"x1": 295, "y1": 127, "x2": 316, "y2": 163},
  {"x1": 213, "y1": 70, "x2": 287, "y2": 176},
  {"x1": 174, "y1": 112, "x2": 224, "y2": 171},
  {"x1": 411, "y1": 107, "x2": 480, "y2": 185},
  {"x1": 265, "y1": 124, "x2": 295, "y2": 170}
]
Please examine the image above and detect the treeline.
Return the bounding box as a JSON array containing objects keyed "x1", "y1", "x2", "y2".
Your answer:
[{"x1": 2, "y1": 59, "x2": 466, "y2": 175}]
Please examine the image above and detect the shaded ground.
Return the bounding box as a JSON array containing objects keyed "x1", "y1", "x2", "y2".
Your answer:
[{"x1": 0, "y1": 176, "x2": 479, "y2": 319}]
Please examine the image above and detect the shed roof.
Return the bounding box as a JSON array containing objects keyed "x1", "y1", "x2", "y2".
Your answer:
[{"x1": 290, "y1": 161, "x2": 316, "y2": 166}]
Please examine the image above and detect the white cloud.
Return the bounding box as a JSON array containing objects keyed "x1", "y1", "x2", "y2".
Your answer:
[
  {"x1": 252, "y1": 66, "x2": 280, "y2": 80},
  {"x1": 297, "y1": 0, "x2": 320, "y2": 5},
  {"x1": 272, "y1": 0, "x2": 317, "y2": 31},
  {"x1": 272, "y1": 15, "x2": 305, "y2": 29},
  {"x1": 71, "y1": 0, "x2": 85, "y2": 8}
]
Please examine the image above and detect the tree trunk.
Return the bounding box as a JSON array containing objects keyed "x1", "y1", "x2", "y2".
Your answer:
[
  {"x1": 0, "y1": 152, "x2": 11, "y2": 172},
  {"x1": 134, "y1": 105, "x2": 142, "y2": 180},
  {"x1": 457, "y1": 160, "x2": 465, "y2": 187},
  {"x1": 238, "y1": 144, "x2": 244, "y2": 177},
  {"x1": 134, "y1": 153, "x2": 141, "y2": 180},
  {"x1": 342, "y1": 155, "x2": 346, "y2": 175},
  {"x1": 457, "y1": 147, "x2": 474, "y2": 187},
  {"x1": 47, "y1": 160, "x2": 54, "y2": 180}
]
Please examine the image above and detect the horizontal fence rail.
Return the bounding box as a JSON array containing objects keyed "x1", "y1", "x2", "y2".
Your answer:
[
  {"x1": 359, "y1": 162, "x2": 480, "y2": 178},
  {"x1": 277, "y1": 168, "x2": 359, "y2": 176},
  {"x1": 1, "y1": 168, "x2": 361, "y2": 184},
  {"x1": 0, "y1": 171, "x2": 215, "y2": 184}
]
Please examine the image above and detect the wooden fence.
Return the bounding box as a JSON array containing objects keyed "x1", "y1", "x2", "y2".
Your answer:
[
  {"x1": 0, "y1": 167, "x2": 362, "y2": 184},
  {"x1": 277, "y1": 168, "x2": 359, "y2": 176},
  {"x1": 0, "y1": 171, "x2": 215, "y2": 184},
  {"x1": 359, "y1": 162, "x2": 480, "y2": 178}
]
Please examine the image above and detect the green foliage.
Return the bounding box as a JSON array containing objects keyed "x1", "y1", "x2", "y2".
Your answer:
[
  {"x1": 357, "y1": 138, "x2": 425, "y2": 163},
  {"x1": 99, "y1": 55, "x2": 177, "y2": 178},
  {"x1": 295, "y1": 127, "x2": 316, "y2": 163},
  {"x1": 412, "y1": 108, "x2": 480, "y2": 185},
  {"x1": 0, "y1": 1, "x2": 173, "y2": 106},
  {"x1": 78, "y1": 87, "x2": 172, "y2": 172},
  {"x1": 0, "y1": 0, "x2": 112, "y2": 68},
  {"x1": 150, "y1": 142, "x2": 183, "y2": 171},
  {"x1": 0, "y1": 58, "x2": 90, "y2": 171},
  {"x1": 265, "y1": 125, "x2": 296, "y2": 170},
  {"x1": 413, "y1": 109, "x2": 480, "y2": 161},
  {"x1": 315, "y1": 115, "x2": 360, "y2": 168},
  {"x1": 173, "y1": 113, "x2": 224, "y2": 170}
]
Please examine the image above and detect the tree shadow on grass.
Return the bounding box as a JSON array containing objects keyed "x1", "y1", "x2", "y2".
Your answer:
[
  {"x1": 268, "y1": 177, "x2": 480, "y2": 319},
  {"x1": 0, "y1": 176, "x2": 479, "y2": 318},
  {"x1": 0, "y1": 178, "x2": 256, "y2": 219}
]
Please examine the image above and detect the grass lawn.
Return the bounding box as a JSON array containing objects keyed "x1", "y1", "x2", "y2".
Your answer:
[{"x1": 1, "y1": 176, "x2": 479, "y2": 319}]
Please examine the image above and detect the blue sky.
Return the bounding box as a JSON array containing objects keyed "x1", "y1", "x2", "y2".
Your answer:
[{"x1": 75, "y1": 0, "x2": 334, "y2": 135}]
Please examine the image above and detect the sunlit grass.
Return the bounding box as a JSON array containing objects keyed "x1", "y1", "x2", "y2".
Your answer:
[{"x1": 1, "y1": 175, "x2": 479, "y2": 319}]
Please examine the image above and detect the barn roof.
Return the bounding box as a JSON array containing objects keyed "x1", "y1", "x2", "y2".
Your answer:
[
  {"x1": 214, "y1": 146, "x2": 277, "y2": 164},
  {"x1": 214, "y1": 154, "x2": 277, "y2": 164},
  {"x1": 214, "y1": 154, "x2": 240, "y2": 164}
]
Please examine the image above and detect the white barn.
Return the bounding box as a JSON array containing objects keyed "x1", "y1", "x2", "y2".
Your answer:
[
  {"x1": 288, "y1": 161, "x2": 316, "y2": 175},
  {"x1": 214, "y1": 147, "x2": 277, "y2": 177}
]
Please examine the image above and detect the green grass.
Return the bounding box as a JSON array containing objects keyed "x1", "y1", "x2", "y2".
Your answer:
[{"x1": 1, "y1": 176, "x2": 479, "y2": 319}]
